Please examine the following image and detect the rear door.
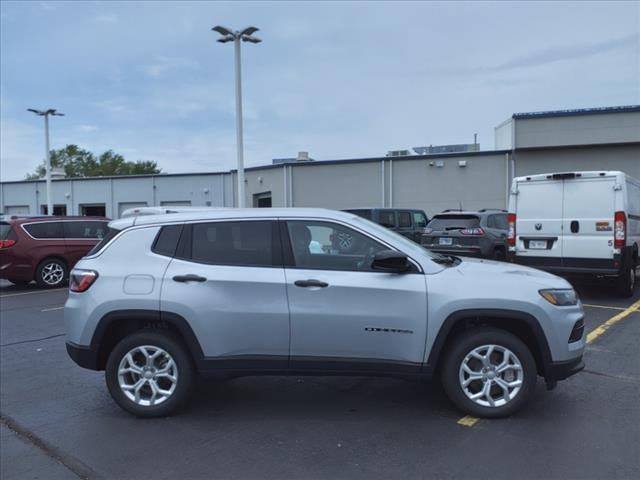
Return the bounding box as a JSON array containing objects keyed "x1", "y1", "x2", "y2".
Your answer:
[
  {"x1": 515, "y1": 179, "x2": 564, "y2": 262},
  {"x1": 396, "y1": 210, "x2": 414, "y2": 239},
  {"x1": 562, "y1": 176, "x2": 615, "y2": 261},
  {"x1": 160, "y1": 220, "x2": 290, "y2": 369}
]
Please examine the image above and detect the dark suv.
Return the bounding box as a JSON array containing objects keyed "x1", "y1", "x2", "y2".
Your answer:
[
  {"x1": 343, "y1": 208, "x2": 429, "y2": 243},
  {"x1": 421, "y1": 209, "x2": 509, "y2": 260},
  {"x1": 0, "y1": 216, "x2": 109, "y2": 288}
]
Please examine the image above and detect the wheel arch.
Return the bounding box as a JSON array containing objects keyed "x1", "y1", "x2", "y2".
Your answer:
[
  {"x1": 426, "y1": 309, "x2": 552, "y2": 377},
  {"x1": 91, "y1": 309, "x2": 204, "y2": 371}
]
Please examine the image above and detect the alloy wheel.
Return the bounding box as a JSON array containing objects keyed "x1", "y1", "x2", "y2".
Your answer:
[
  {"x1": 459, "y1": 344, "x2": 524, "y2": 408},
  {"x1": 118, "y1": 345, "x2": 178, "y2": 407},
  {"x1": 41, "y1": 262, "x2": 64, "y2": 286}
]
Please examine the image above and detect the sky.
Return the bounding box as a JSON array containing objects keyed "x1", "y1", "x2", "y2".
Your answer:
[{"x1": 1, "y1": 0, "x2": 638, "y2": 181}]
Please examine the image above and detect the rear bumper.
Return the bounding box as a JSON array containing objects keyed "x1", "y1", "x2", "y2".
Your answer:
[
  {"x1": 66, "y1": 341, "x2": 100, "y2": 370},
  {"x1": 512, "y1": 255, "x2": 627, "y2": 276},
  {"x1": 545, "y1": 356, "x2": 585, "y2": 382}
]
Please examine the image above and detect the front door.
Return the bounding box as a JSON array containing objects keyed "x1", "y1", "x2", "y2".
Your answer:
[
  {"x1": 283, "y1": 219, "x2": 428, "y2": 373},
  {"x1": 160, "y1": 220, "x2": 290, "y2": 369}
]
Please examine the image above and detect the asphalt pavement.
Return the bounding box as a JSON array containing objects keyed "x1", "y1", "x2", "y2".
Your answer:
[{"x1": 0, "y1": 279, "x2": 638, "y2": 480}]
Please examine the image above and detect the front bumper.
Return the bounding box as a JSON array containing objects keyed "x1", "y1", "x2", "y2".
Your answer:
[
  {"x1": 545, "y1": 355, "x2": 585, "y2": 382},
  {"x1": 66, "y1": 341, "x2": 100, "y2": 370}
]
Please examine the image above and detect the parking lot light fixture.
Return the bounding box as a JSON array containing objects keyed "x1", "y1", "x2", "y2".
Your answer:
[
  {"x1": 27, "y1": 108, "x2": 65, "y2": 216},
  {"x1": 211, "y1": 25, "x2": 262, "y2": 208}
]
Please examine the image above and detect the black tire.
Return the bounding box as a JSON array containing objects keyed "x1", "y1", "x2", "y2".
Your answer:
[
  {"x1": 615, "y1": 263, "x2": 636, "y2": 298},
  {"x1": 441, "y1": 328, "x2": 537, "y2": 418},
  {"x1": 492, "y1": 248, "x2": 505, "y2": 261},
  {"x1": 35, "y1": 258, "x2": 68, "y2": 289},
  {"x1": 105, "y1": 330, "x2": 196, "y2": 418}
]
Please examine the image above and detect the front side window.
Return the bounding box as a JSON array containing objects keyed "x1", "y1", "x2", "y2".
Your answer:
[
  {"x1": 190, "y1": 221, "x2": 275, "y2": 267},
  {"x1": 286, "y1": 221, "x2": 388, "y2": 272},
  {"x1": 412, "y1": 212, "x2": 427, "y2": 228},
  {"x1": 398, "y1": 211, "x2": 412, "y2": 228},
  {"x1": 63, "y1": 221, "x2": 109, "y2": 239},
  {"x1": 23, "y1": 222, "x2": 64, "y2": 239}
]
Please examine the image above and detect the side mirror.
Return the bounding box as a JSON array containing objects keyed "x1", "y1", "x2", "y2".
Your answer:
[{"x1": 371, "y1": 250, "x2": 411, "y2": 273}]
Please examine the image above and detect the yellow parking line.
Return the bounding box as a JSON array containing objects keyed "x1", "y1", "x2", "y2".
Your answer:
[
  {"x1": 587, "y1": 299, "x2": 640, "y2": 344},
  {"x1": 0, "y1": 288, "x2": 67, "y2": 298},
  {"x1": 457, "y1": 415, "x2": 479, "y2": 427},
  {"x1": 582, "y1": 304, "x2": 626, "y2": 311}
]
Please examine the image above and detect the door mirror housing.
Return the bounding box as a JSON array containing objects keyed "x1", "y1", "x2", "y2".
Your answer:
[{"x1": 371, "y1": 250, "x2": 411, "y2": 273}]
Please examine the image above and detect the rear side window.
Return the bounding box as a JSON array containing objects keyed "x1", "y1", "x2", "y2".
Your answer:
[
  {"x1": 487, "y1": 214, "x2": 509, "y2": 230},
  {"x1": 63, "y1": 221, "x2": 109, "y2": 239},
  {"x1": 0, "y1": 222, "x2": 13, "y2": 240},
  {"x1": 87, "y1": 228, "x2": 120, "y2": 256},
  {"x1": 345, "y1": 209, "x2": 372, "y2": 220},
  {"x1": 428, "y1": 215, "x2": 481, "y2": 230},
  {"x1": 152, "y1": 224, "x2": 183, "y2": 257},
  {"x1": 398, "y1": 211, "x2": 412, "y2": 228},
  {"x1": 377, "y1": 211, "x2": 396, "y2": 228},
  {"x1": 23, "y1": 222, "x2": 64, "y2": 239},
  {"x1": 190, "y1": 221, "x2": 277, "y2": 267}
]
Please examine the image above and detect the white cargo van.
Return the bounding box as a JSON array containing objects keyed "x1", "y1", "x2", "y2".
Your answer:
[{"x1": 508, "y1": 171, "x2": 639, "y2": 296}]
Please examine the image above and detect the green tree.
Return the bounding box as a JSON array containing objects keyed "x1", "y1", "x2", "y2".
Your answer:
[{"x1": 25, "y1": 144, "x2": 161, "y2": 179}]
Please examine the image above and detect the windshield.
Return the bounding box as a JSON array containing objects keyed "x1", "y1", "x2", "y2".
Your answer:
[
  {"x1": 428, "y1": 215, "x2": 480, "y2": 230},
  {"x1": 345, "y1": 214, "x2": 446, "y2": 260}
]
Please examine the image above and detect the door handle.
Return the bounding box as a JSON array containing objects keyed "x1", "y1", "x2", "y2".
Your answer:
[
  {"x1": 294, "y1": 279, "x2": 329, "y2": 288},
  {"x1": 173, "y1": 274, "x2": 207, "y2": 283}
]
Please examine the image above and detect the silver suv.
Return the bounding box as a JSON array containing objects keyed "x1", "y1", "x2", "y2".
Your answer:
[{"x1": 65, "y1": 209, "x2": 586, "y2": 418}]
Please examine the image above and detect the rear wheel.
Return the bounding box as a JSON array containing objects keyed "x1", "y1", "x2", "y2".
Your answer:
[
  {"x1": 35, "y1": 258, "x2": 68, "y2": 288},
  {"x1": 492, "y1": 248, "x2": 505, "y2": 261},
  {"x1": 441, "y1": 328, "x2": 537, "y2": 418},
  {"x1": 615, "y1": 262, "x2": 636, "y2": 298},
  {"x1": 105, "y1": 330, "x2": 195, "y2": 417}
]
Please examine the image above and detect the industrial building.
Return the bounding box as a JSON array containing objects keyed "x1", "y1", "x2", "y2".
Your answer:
[{"x1": 1, "y1": 106, "x2": 639, "y2": 219}]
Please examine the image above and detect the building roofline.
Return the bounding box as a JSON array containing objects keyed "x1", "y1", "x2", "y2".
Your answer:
[
  {"x1": 512, "y1": 105, "x2": 640, "y2": 120},
  {"x1": 1, "y1": 149, "x2": 512, "y2": 184}
]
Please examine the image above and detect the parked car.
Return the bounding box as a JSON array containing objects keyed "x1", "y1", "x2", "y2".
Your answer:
[
  {"x1": 421, "y1": 209, "x2": 509, "y2": 260},
  {"x1": 343, "y1": 208, "x2": 429, "y2": 243},
  {"x1": 508, "y1": 171, "x2": 639, "y2": 297},
  {"x1": 65, "y1": 208, "x2": 585, "y2": 419},
  {"x1": 0, "y1": 215, "x2": 109, "y2": 288}
]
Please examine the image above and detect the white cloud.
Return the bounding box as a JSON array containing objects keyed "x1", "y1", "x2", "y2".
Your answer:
[
  {"x1": 141, "y1": 56, "x2": 199, "y2": 78},
  {"x1": 77, "y1": 124, "x2": 99, "y2": 132},
  {"x1": 94, "y1": 13, "x2": 117, "y2": 24}
]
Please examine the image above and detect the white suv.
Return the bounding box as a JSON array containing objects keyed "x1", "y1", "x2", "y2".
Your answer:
[{"x1": 65, "y1": 209, "x2": 586, "y2": 418}]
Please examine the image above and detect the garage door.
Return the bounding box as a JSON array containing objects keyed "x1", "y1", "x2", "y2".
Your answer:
[{"x1": 4, "y1": 205, "x2": 30, "y2": 215}]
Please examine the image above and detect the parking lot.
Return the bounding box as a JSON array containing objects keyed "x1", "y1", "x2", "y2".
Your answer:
[{"x1": 1, "y1": 279, "x2": 638, "y2": 480}]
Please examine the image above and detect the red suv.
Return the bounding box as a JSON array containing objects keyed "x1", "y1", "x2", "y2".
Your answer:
[{"x1": 0, "y1": 216, "x2": 109, "y2": 288}]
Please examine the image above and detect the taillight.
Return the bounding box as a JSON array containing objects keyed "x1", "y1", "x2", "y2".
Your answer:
[
  {"x1": 460, "y1": 227, "x2": 485, "y2": 235},
  {"x1": 507, "y1": 213, "x2": 516, "y2": 247},
  {"x1": 614, "y1": 211, "x2": 626, "y2": 248},
  {"x1": 69, "y1": 269, "x2": 99, "y2": 292},
  {"x1": 0, "y1": 239, "x2": 16, "y2": 249}
]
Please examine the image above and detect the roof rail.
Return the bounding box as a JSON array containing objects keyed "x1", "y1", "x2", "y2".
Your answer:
[
  {"x1": 478, "y1": 208, "x2": 508, "y2": 212},
  {"x1": 441, "y1": 209, "x2": 464, "y2": 213}
]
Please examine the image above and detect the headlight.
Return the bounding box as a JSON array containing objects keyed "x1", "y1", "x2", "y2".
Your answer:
[{"x1": 539, "y1": 289, "x2": 578, "y2": 306}]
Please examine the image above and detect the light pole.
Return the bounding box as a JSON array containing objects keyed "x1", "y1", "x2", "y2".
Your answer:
[
  {"x1": 212, "y1": 25, "x2": 261, "y2": 208},
  {"x1": 27, "y1": 108, "x2": 64, "y2": 216}
]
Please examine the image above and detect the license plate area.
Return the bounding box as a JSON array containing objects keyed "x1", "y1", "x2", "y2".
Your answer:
[
  {"x1": 439, "y1": 237, "x2": 453, "y2": 246},
  {"x1": 529, "y1": 240, "x2": 548, "y2": 250}
]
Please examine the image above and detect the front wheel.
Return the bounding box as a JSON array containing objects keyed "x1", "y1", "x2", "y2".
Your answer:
[
  {"x1": 105, "y1": 330, "x2": 196, "y2": 417},
  {"x1": 441, "y1": 328, "x2": 537, "y2": 418}
]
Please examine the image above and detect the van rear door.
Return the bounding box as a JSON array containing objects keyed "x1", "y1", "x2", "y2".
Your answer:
[
  {"x1": 562, "y1": 176, "x2": 615, "y2": 263},
  {"x1": 515, "y1": 178, "x2": 563, "y2": 264}
]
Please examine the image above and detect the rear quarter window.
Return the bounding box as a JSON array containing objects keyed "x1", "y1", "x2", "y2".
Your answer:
[
  {"x1": 86, "y1": 228, "x2": 120, "y2": 256},
  {"x1": 23, "y1": 222, "x2": 64, "y2": 239},
  {"x1": 152, "y1": 224, "x2": 184, "y2": 257}
]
